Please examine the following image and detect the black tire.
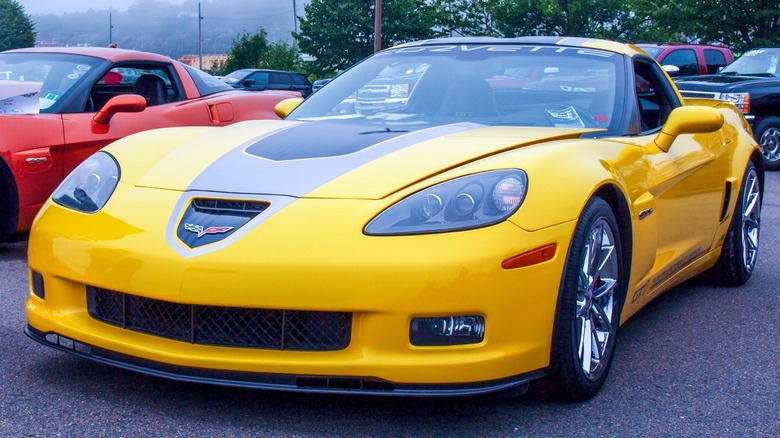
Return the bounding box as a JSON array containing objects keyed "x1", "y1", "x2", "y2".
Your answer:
[
  {"x1": 755, "y1": 117, "x2": 780, "y2": 171},
  {"x1": 0, "y1": 161, "x2": 19, "y2": 243},
  {"x1": 544, "y1": 197, "x2": 624, "y2": 401},
  {"x1": 713, "y1": 160, "x2": 761, "y2": 286}
]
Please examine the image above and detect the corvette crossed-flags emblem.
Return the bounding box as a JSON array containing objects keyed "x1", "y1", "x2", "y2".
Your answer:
[{"x1": 184, "y1": 223, "x2": 234, "y2": 238}]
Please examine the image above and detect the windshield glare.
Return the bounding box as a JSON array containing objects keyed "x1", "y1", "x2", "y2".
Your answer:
[
  {"x1": 288, "y1": 44, "x2": 623, "y2": 132},
  {"x1": 722, "y1": 49, "x2": 780, "y2": 77},
  {"x1": 0, "y1": 52, "x2": 104, "y2": 113}
]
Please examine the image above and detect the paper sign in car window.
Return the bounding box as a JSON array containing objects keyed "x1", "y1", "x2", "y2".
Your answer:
[{"x1": 0, "y1": 80, "x2": 43, "y2": 114}]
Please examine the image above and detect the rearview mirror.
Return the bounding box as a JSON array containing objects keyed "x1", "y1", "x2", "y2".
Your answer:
[
  {"x1": 274, "y1": 97, "x2": 304, "y2": 118},
  {"x1": 92, "y1": 94, "x2": 147, "y2": 125},
  {"x1": 654, "y1": 106, "x2": 724, "y2": 151},
  {"x1": 662, "y1": 65, "x2": 681, "y2": 77}
]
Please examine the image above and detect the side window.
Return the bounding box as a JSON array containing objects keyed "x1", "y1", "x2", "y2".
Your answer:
[
  {"x1": 704, "y1": 49, "x2": 728, "y2": 74},
  {"x1": 90, "y1": 64, "x2": 180, "y2": 111},
  {"x1": 270, "y1": 72, "x2": 292, "y2": 85},
  {"x1": 291, "y1": 74, "x2": 309, "y2": 85},
  {"x1": 633, "y1": 59, "x2": 681, "y2": 133},
  {"x1": 249, "y1": 72, "x2": 269, "y2": 86},
  {"x1": 661, "y1": 49, "x2": 698, "y2": 76}
]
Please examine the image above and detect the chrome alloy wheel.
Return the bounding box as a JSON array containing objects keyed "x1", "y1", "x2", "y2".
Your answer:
[
  {"x1": 740, "y1": 167, "x2": 761, "y2": 273},
  {"x1": 575, "y1": 217, "x2": 618, "y2": 382},
  {"x1": 760, "y1": 127, "x2": 780, "y2": 165}
]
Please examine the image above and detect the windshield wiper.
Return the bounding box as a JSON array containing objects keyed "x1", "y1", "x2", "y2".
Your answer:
[{"x1": 360, "y1": 127, "x2": 410, "y2": 135}]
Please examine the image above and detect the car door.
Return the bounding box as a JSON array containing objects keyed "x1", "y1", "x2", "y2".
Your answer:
[
  {"x1": 61, "y1": 64, "x2": 215, "y2": 177},
  {"x1": 629, "y1": 59, "x2": 728, "y2": 287}
]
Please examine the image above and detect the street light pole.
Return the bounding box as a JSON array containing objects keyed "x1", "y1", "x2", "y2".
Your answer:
[
  {"x1": 198, "y1": 2, "x2": 203, "y2": 69},
  {"x1": 109, "y1": 13, "x2": 113, "y2": 45}
]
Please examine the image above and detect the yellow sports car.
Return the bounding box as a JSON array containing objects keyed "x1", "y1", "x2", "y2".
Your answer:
[{"x1": 25, "y1": 37, "x2": 763, "y2": 401}]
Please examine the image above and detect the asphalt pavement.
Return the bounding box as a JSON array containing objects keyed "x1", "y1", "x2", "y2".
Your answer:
[{"x1": 1, "y1": 173, "x2": 778, "y2": 437}]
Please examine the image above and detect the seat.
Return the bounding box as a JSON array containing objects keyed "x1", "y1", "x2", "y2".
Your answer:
[
  {"x1": 133, "y1": 74, "x2": 167, "y2": 106},
  {"x1": 436, "y1": 76, "x2": 498, "y2": 118}
]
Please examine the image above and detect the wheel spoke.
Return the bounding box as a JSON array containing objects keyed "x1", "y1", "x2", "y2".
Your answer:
[
  {"x1": 592, "y1": 277, "x2": 616, "y2": 300},
  {"x1": 590, "y1": 301, "x2": 614, "y2": 334},
  {"x1": 579, "y1": 317, "x2": 593, "y2": 375}
]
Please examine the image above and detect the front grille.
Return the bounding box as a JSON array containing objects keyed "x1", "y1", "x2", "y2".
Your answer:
[
  {"x1": 192, "y1": 198, "x2": 270, "y2": 214},
  {"x1": 86, "y1": 287, "x2": 351, "y2": 351},
  {"x1": 679, "y1": 90, "x2": 719, "y2": 99}
]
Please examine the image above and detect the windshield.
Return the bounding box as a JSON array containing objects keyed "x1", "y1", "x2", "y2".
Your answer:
[
  {"x1": 722, "y1": 49, "x2": 780, "y2": 77},
  {"x1": 287, "y1": 44, "x2": 623, "y2": 133},
  {"x1": 0, "y1": 52, "x2": 105, "y2": 114},
  {"x1": 221, "y1": 69, "x2": 251, "y2": 84},
  {"x1": 182, "y1": 63, "x2": 233, "y2": 96},
  {"x1": 637, "y1": 45, "x2": 663, "y2": 58}
]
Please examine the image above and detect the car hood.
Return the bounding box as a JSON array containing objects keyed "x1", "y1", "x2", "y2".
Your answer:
[
  {"x1": 675, "y1": 74, "x2": 780, "y2": 90},
  {"x1": 116, "y1": 120, "x2": 598, "y2": 200}
]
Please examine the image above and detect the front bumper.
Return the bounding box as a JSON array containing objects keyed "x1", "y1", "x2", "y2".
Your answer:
[
  {"x1": 25, "y1": 189, "x2": 576, "y2": 394},
  {"x1": 25, "y1": 325, "x2": 544, "y2": 396}
]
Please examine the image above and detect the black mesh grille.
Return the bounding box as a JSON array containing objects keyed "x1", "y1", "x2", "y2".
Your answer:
[{"x1": 87, "y1": 287, "x2": 351, "y2": 351}]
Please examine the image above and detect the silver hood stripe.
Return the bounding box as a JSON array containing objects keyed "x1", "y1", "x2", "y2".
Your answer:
[
  {"x1": 167, "y1": 122, "x2": 482, "y2": 257},
  {"x1": 187, "y1": 122, "x2": 481, "y2": 197}
]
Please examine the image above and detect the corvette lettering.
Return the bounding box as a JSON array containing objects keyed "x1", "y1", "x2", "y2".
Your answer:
[{"x1": 183, "y1": 223, "x2": 234, "y2": 238}]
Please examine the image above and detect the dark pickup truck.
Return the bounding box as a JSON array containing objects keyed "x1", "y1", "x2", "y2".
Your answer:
[{"x1": 675, "y1": 48, "x2": 780, "y2": 170}]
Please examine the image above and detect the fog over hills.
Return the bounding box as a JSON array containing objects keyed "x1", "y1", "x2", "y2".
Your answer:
[{"x1": 22, "y1": 0, "x2": 308, "y2": 58}]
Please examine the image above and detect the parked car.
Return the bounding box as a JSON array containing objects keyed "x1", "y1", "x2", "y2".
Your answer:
[
  {"x1": 26, "y1": 37, "x2": 762, "y2": 401},
  {"x1": 637, "y1": 43, "x2": 734, "y2": 76},
  {"x1": 221, "y1": 68, "x2": 313, "y2": 97},
  {"x1": 0, "y1": 47, "x2": 300, "y2": 241},
  {"x1": 675, "y1": 48, "x2": 780, "y2": 169},
  {"x1": 311, "y1": 78, "x2": 332, "y2": 93}
]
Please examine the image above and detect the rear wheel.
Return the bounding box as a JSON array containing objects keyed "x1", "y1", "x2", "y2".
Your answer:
[
  {"x1": 755, "y1": 117, "x2": 780, "y2": 171},
  {"x1": 545, "y1": 197, "x2": 623, "y2": 401},
  {"x1": 714, "y1": 161, "x2": 761, "y2": 286}
]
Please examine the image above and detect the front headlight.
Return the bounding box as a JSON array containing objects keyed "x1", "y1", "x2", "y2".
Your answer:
[
  {"x1": 53, "y1": 152, "x2": 120, "y2": 213},
  {"x1": 364, "y1": 169, "x2": 527, "y2": 235},
  {"x1": 721, "y1": 92, "x2": 751, "y2": 114}
]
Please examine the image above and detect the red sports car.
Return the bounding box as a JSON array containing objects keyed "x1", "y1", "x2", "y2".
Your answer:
[{"x1": 0, "y1": 47, "x2": 300, "y2": 241}]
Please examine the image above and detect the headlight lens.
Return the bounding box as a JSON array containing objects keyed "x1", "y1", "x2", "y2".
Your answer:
[
  {"x1": 721, "y1": 92, "x2": 751, "y2": 114},
  {"x1": 364, "y1": 169, "x2": 527, "y2": 235},
  {"x1": 53, "y1": 152, "x2": 120, "y2": 213}
]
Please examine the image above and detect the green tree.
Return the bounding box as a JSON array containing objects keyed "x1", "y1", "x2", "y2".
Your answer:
[
  {"x1": 633, "y1": 0, "x2": 780, "y2": 52},
  {"x1": 220, "y1": 30, "x2": 269, "y2": 75},
  {"x1": 492, "y1": 0, "x2": 637, "y2": 40},
  {"x1": 259, "y1": 42, "x2": 301, "y2": 72},
  {"x1": 432, "y1": 0, "x2": 502, "y2": 36},
  {"x1": 294, "y1": 0, "x2": 442, "y2": 77},
  {"x1": 0, "y1": 0, "x2": 36, "y2": 51}
]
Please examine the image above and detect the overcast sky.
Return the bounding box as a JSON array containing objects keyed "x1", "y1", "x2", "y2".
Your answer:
[{"x1": 17, "y1": 0, "x2": 186, "y2": 15}]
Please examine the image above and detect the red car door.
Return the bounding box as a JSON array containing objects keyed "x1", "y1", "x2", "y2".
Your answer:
[{"x1": 61, "y1": 98, "x2": 215, "y2": 177}]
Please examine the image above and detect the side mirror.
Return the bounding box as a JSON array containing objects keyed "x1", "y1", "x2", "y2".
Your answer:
[
  {"x1": 662, "y1": 65, "x2": 681, "y2": 77},
  {"x1": 654, "y1": 106, "x2": 724, "y2": 152},
  {"x1": 242, "y1": 80, "x2": 255, "y2": 87},
  {"x1": 92, "y1": 94, "x2": 147, "y2": 125},
  {"x1": 274, "y1": 97, "x2": 304, "y2": 118}
]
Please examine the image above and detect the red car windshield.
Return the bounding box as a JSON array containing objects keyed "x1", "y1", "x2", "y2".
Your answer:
[{"x1": 0, "y1": 52, "x2": 105, "y2": 114}]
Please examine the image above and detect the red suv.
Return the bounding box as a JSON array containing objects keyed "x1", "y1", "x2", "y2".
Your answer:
[{"x1": 637, "y1": 43, "x2": 734, "y2": 76}]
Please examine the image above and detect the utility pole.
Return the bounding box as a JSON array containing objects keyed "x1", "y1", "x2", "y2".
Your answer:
[
  {"x1": 109, "y1": 13, "x2": 113, "y2": 45},
  {"x1": 198, "y1": 2, "x2": 203, "y2": 69},
  {"x1": 292, "y1": 0, "x2": 298, "y2": 34},
  {"x1": 374, "y1": 0, "x2": 382, "y2": 53}
]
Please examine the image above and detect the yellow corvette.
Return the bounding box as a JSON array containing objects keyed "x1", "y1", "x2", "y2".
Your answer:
[{"x1": 25, "y1": 37, "x2": 763, "y2": 401}]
